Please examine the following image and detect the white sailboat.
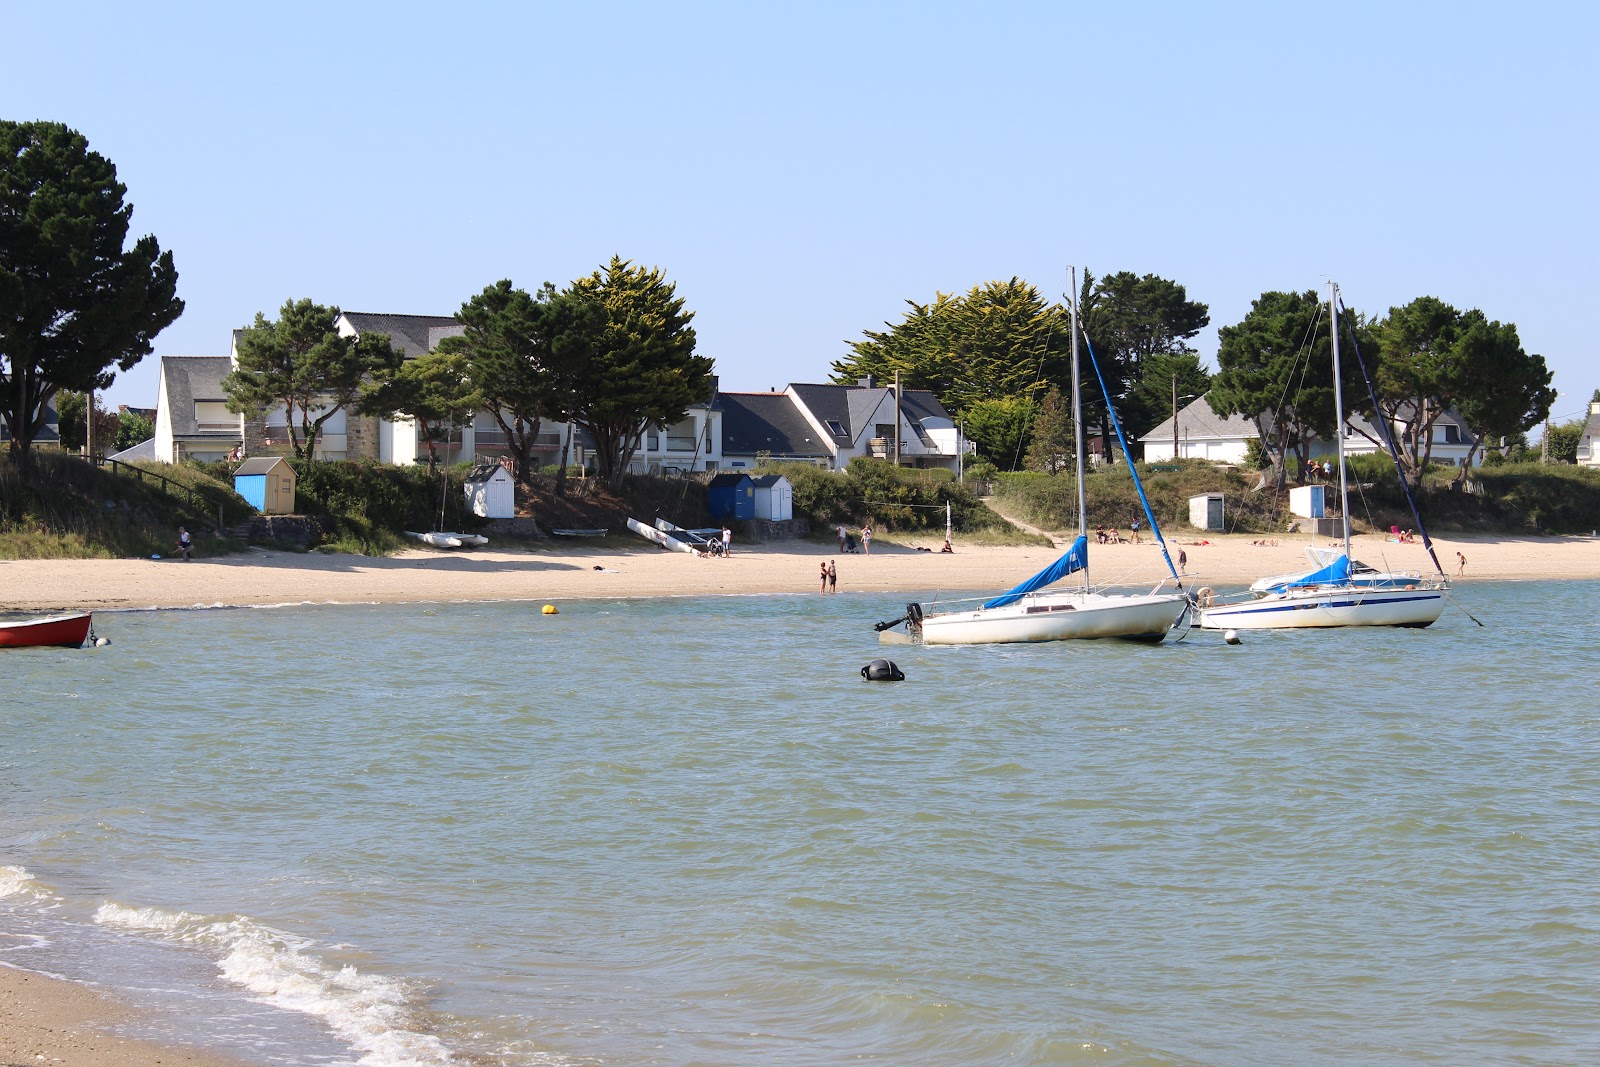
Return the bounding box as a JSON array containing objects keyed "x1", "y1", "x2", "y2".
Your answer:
[
  {"x1": 1196, "y1": 282, "x2": 1447, "y2": 631},
  {"x1": 878, "y1": 269, "x2": 1190, "y2": 646}
]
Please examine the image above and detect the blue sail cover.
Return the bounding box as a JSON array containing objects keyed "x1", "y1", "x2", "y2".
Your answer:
[
  {"x1": 1266, "y1": 553, "x2": 1352, "y2": 593},
  {"x1": 984, "y1": 535, "x2": 1089, "y2": 608}
]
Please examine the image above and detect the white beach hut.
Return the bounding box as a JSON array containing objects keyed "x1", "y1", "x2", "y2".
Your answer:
[
  {"x1": 750, "y1": 474, "x2": 793, "y2": 521},
  {"x1": 464, "y1": 463, "x2": 515, "y2": 519}
]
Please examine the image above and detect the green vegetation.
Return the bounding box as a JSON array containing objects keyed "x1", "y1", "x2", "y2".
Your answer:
[
  {"x1": 994, "y1": 460, "x2": 1287, "y2": 536},
  {"x1": 0, "y1": 452, "x2": 248, "y2": 559},
  {"x1": 266, "y1": 460, "x2": 487, "y2": 555},
  {"x1": 992, "y1": 457, "x2": 1600, "y2": 537},
  {"x1": 757, "y1": 458, "x2": 1036, "y2": 543},
  {"x1": 0, "y1": 121, "x2": 184, "y2": 464}
]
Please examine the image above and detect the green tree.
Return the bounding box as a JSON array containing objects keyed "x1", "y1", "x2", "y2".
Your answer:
[
  {"x1": 1369, "y1": 297, "x2": 1552, "y2": 486},
  {"x1": 1210, "y1": 290, "x2": 1360, "y2": 492},
  {"x1": 53, "y1": 390, "x2": 120, "y2": 454},
  {"x1": 1024, "y1": 386, "x2": 1074, "y2": 474},
  {"x1": 222, "y1": 299, "x2": 403, "y2": 461},
  {"x1": 440, "y1": 279, "x2": 601, "y2": 487},
  {"x1": 112, "y1": 409, "x2": 153, "y2": 452},
  {"x1": 563, "y1": 257, "x2": 712, "y2": 487},
  {"x1": 1544, "y1": 420, "x2": 1583, "y2": 464},
  {"x1": 831, "y1": 279, "x2": 1072, "y2": 415},
  {"x1": 1078, "y1": 271, "x2": 1209, "y2": 460},
  {"x1": 364, "y1": 349, "x2": 477, "y2": 474},
  {"x1": 0, "y1": 121, "x2": 183, "y2": 464},
  {"x1": 963, "y1": 396, "x2": 1035, "y2": 470}
]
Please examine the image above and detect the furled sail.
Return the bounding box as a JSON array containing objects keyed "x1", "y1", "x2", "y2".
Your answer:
[{"x1": 983, "y1": 535, "x2": 1089, "y2": 608}]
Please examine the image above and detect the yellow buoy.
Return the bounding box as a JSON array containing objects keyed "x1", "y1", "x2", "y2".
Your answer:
[{"x1": 542, "y1": 604, "x2": 559, "y2": 615}]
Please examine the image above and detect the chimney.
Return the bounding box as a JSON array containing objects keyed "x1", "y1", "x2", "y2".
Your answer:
[
  {"x1": 858, "y1": 375, "x2": 876, "y2": 389},
  {"x1": 1591, "y1": 400, "x2": 1600, "y2": 416}
]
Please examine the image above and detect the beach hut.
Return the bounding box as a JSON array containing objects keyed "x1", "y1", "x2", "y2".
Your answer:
[
  {"x1": 750, "y1": 474, "x2": 793, "y2": 521},
  {"x1": 1289, "y1": 485, "x2": 1326, "y2": 519},
  {"x1": 233, "y1": 457, "x2": 296, "y2": 515},
  {"x1": 706, "y1": 472, "x2": 756, "y2": 520},
  {"x1": 464, "y1": 463, "x2": 515, "y2": 519},
  {"x1": 1188, "y1": 493, "x2": 1224, "y2": 532}
]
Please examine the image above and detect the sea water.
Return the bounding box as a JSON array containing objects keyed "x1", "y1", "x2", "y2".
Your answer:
[{"x1": 2, "y1": 583, "x2": 1598, "y2": 1066}]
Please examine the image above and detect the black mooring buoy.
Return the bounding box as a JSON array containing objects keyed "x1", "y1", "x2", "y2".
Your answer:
[{"x1": 861, "y1": 658, "x2": 906, "y2": 681}]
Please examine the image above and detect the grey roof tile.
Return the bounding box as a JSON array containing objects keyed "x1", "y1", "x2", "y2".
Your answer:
[{"x1": 719, "y1": 393, "x2": 831, "y2": 458}]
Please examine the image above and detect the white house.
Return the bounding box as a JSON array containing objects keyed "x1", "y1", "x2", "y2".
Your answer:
[
  {"x1": 1140, "y1": 392, "x2": 1480, "y2": 468},
  {"x1": 716, "y1": 377, "x2": 972, "y2": 473},
  {"x1": 1576, "y1": 399, "x2": 1600, "y2": 466}
]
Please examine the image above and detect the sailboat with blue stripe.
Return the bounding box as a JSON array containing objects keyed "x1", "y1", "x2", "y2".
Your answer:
[
  {"x1": 1196, "y1": 282, "x2": 1448, "y2": 631},
  {"x1": 878, "y1": 269, "x2": 1190, "y2": 645}
]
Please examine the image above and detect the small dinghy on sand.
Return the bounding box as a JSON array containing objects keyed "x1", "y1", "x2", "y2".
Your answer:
[{"x1": 405, "y1": 532, "x2": 489, "y2": 549}]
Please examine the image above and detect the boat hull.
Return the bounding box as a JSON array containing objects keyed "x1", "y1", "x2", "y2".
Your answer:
[
  {"x1": 1197, "y1": 585, "x2": 1445, "y2": 630},
  {"x1": 0, "y1": 612, "x2": 92, "y2": 649},
  {"x1": 917, "y1": 592, "x2": 1188, "y2": 645}
]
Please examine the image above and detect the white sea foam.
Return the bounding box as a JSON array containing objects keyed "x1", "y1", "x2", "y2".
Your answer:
[
  {"x1": 95, "y1": 902, "x2": 453, "y2": 1066},
  {"x1": 0, "y1": 865, "x2": 51, "y2": 901}
]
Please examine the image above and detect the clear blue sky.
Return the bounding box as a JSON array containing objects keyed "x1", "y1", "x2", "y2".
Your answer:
[{"x1": 5, "y1": 1, "x2": 1595, "y2": 426}]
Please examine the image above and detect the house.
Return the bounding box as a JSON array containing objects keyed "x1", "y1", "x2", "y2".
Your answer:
[
  {"x1": 715, "y1": 377, "x2": 971, "y2": 472},
  {"x1": 0, "y1": 399, "x2": 60, "y2": 448},
  {"x1": 1139, "y1": 394, "x2": 1260, "y2": 464},
  {"x1": 153, "y1": 356, "x2": 243, "y2": 462},
  {"x1": 629, "y1": 376, "x2": 723, "y2": 475},
  {"x1": 1139, "y1": 393, "x2": 1481, "y2": 467},
  {"x1": 1576, "y1": 399, "x2": 1600, "y2": 467},
  {"x1": 232, "y1": 456, "x2": 296, "y2": 514}
]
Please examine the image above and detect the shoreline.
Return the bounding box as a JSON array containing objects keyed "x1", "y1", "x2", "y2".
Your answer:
[
  {"x1": 0, "y1": 965, "x2": 255, "y2": 1067},
  {"x1": 1, "y1": 532, "x2": 1597, "y2": 615}
]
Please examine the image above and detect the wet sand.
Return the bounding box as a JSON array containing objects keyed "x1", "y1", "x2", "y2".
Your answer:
[{"x1": 0, "y1": 966, "x2": 253, "y2": 1067}]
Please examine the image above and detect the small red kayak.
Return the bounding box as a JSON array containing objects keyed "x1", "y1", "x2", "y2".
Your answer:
[{"x1": 0, "y1": 612, "x2": 93, "y2": 649}]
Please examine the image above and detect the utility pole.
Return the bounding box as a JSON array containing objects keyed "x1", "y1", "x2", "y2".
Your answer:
[
  {"x1": 1171, "y1": 373, "x2": 1179, "y2": 460},
  {"x1": 86, "y1": 389, "x2": 94, "y2": 459}
]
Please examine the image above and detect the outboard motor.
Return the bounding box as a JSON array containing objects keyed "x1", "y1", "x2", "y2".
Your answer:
[{"x1": 861, "y1": 659, "x2": 906, "y2": 682}]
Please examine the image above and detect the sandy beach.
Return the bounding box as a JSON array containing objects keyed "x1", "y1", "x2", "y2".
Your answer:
[
  {"x1": 1, "y1": 532, "x2": 1596, "y2": 614},
  {"x1": 0, "y1": 966, "x2": 253, "y2": 1067}
]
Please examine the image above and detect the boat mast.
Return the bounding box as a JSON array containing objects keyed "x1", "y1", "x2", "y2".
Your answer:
[
  {"x1": 1070, "y1": 267, "x2": 1089, "y2": 590},
  {"x1": 1330, "y1": 280, "x2": 1352, "y2": 560}
]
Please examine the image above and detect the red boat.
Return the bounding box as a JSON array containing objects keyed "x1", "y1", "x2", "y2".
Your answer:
[{"x1": 0, "y1": 612, "x2": 93, "y2": 649}]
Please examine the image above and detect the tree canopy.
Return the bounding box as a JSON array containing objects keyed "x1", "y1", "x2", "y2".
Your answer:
[
  {"x1": 365, "y1": 348, "x2": 477, "y2": 473},
  {"x1": 562, "y1": 257, "x2": 712, "y2": 487},
  {"x1": 1078, "y1": 271, "x2": 1210, "y2": 460},
  {"x1": 0, "y1": 121, "x2": 183, "y2": 462},
  {"x1": 222, "y1": 299, "x2": 402, "y2": 461},
  {"x1": 1369, "y1": 296, "x2": 1553, "y2": 482},
  {"x1": 831, "y1": 279, "x2": 1072, "y2": 418},
  {"x1": 1210, "y1": 290, "x2": 1368, "y2": 491},
  {"x1": 435, "y1": 280, "x2": 599, "y2": 485}
]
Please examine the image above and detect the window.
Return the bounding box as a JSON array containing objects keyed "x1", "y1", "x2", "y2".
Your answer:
[
  {"x1": 826, "y1": 420, "x2": 845, "y2": 436},
  {"x1": 1443, "y1": 424, "x2": 1461, "y2": 444},
  {"x1": 875, "y1": 423, "x2": 894, "y2": 439}
]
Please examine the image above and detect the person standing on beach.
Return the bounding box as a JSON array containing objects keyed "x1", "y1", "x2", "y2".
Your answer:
[
  {"x1": 175, "y1": 526, "x2": 192, "y2": 561},
  {"x1": 1456, "y1": 551, "x2": 1466, "y2": 577},
  {"x1": 1177, "y1": 547, "x2": 1187, "y2": 572},
  {"x1": 721, "y1": 525, "x2": 732, "y2": 557},
  {"x1": 820, "y1": 561, "x2": 829, "y2": 593},
  {"x1": 836, "y1": 523, "x2": 847, "y2": 552},
  {"x1": 827, "y1": 559, "x2": 837, "y2": 593},
  {"x1": 861, "y1": 523, "x2": 872, "y2": 555},
  {"x1": 1130, "y1": 518, "x2": 1141, "y2": 543}
]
